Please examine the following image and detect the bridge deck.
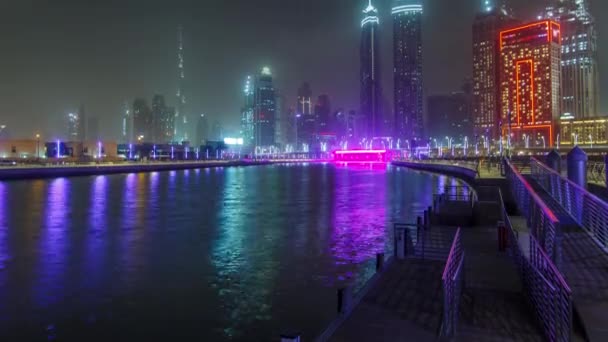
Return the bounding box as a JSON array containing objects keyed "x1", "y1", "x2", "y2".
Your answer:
[
  {"x1": 524, "y1": 176, "x2": 608, "y2": 341},
  {"x1": 329, "y1": 258, "x2": 444, "y2": 342},
  {"x1": 456, "y1": 225, "x2": 543, "y2": 342}
]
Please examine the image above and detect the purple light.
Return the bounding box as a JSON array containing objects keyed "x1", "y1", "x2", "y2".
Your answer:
[
  {"x1": 153, "y1": 145, "x2": 156, "y2": 159},
  {"x1": 56, "y1": 140, "x2": 60, "y2": 158},
  {"x1": 171, "y1": 146, "x2": 174, "y2": 159},
  {"x1": 129, "y1": 144, "x2": 133, "y2": 159},
  {"x1": 334, "y1": 149, "x2": 386, "y2": 155},
  {"x1": 97, "y1": 141, "x2": 102, "y2": 159}
]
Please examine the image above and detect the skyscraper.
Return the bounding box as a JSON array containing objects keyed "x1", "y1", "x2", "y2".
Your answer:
[
  {"x1": 133, "y1": 98, "x2": 152, "y2": 142},
  {"x1": 392, "y1": 0, "x2": 423, "y2": 142},
  {"x1": 544, "y1": 0, "x2": 599, "y2": 118},
  {"x1": 472, "y1": 1, "x2": 516, "y2": 139},
  {"x1": 314, "y1": 95, "x2": 331, "y2": 135},
  {"x1": 254, "y1": 67, "x2": 276, "y2": 147},
  {"x1": 122, "y1": 101, "x2": 133, "y2": 143},
  {"x1": 361, "y1": 0, "x2": 383, "y2": 139},
  {"x1": 151, "y1": 95, "x2": 174, "y2": 144},
  {"x1": 297, "y1": 82, "x2": 315, "y2": 145},
  {"x1": 196, "y1": 114, "x2": 209, "y2": 146},
  {"x1": 67, "y1": 105, "x2": 86, "y2": 141},
  {"x1": 500, "y1": 20, "x2": 562, "y2": 147},
  {"x1": 175, "y1": 25, "x2": 188, "y2": 142},
  {"x1": 241, "y1": 75, "x2": 255, "y2": 146}
]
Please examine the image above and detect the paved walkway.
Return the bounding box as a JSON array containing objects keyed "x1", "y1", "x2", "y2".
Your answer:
[
  {"x1": 524, "y1": 176, "x2": 608, "y2": 341},
  {"x1": 457, "y1": 226, "x2": 543, "y2": 341},
  {"x1": 329, "y1": 259, "x2": 445, "y2": 342}
]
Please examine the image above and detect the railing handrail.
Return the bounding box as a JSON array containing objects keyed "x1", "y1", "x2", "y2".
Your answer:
[
  {"x1": 531, "y1": 157, "x2": 608, "y2": 209},
  {"x1": 442, "y1": 228, "x2": 463, "y2": 281},
  {"x1": 530, "y1": 234, "x2": 572, "y2": 292},
  {"x1": 506, "y1": 159, "x2": 560, "y2": 224}
]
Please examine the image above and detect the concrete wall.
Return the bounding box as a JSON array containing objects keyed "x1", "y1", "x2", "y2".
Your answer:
[{"x1": 391, "y1": 161, "x2": 478, "y2": 184}]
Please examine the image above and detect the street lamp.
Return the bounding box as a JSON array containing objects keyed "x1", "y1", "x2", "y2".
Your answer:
[
  {"x1": 589, "y1": 135, "x2": 593, "y2": 148},
  {"x1": 540, "y1": 136, "x2": 546, "y2": 149}
]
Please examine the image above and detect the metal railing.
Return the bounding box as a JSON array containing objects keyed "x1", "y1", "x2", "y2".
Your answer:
[
  {"x1": 441, "y1": 228, "x2": 464, "y2": 338},
  {"x1": 506, "y1": 159, "x2": 562, "y2": 268},
  {"x1": 530, "y1": 157, "x2": 608, "y2": 252},
  {"x1": 498, "y1": 188, "x2": 573, "y2": 342}
]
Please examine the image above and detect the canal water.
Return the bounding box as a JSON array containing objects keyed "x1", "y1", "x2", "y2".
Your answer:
[{"x1": 0, "y1": 163, "x2": 462, "y2": 341}]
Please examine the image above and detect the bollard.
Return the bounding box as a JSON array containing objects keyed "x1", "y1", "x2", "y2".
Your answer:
[
  {"x1": 567, "y1": 146, "x2": 588, "y2": 188},
  {"x1": 546, "y1": 149, "x2": 561, "y2": 174},
  {"x1": 427, "y1": 206, "x2": 433, "y2": 228},
  {"x1": 280, "y1": 334, "x2": 301, "y2": 342},
  {"x1": 337, "y1": 287, "x2": 352, "y2": 314},
  {"x1": 417, "y1": 216, "x2": 425, "y2": 259},
  {"x1": 497, "y1": 221, "x2": 507, "y2": 252},
  {"x1": 376, "y1": 252, "x2": 384, "y2": 272}
]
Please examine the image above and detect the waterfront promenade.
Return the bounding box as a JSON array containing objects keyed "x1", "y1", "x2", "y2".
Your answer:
[{"x1": 0, "y1": 160, "x2": 275, "y2": 180}]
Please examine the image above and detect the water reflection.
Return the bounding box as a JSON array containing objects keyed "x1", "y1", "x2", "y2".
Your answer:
[
  {"x1": 36, "y1": 178, "x2": 71, "y2": 308},
  {"x1": 0, "y1": 165, "x2": 464, "y2": 341}
]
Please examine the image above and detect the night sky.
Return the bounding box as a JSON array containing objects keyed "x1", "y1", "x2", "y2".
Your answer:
[{"x1": 0, "y1": 0, "x2": 606, "y2": 139}]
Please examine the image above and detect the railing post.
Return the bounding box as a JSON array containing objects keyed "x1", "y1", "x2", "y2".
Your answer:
[
  {"x1": 418, "y1": 216, "x2": 425, "y2": 260},
  {"x1": 605, "y1": 154, "x2": 608, "y2": 186},
  {"x1": 337, "y1": 287, "x2": 352, "y2": 314},
  {"x1": 498, "y1": 221, "x2": 507, "y2": 252},
  {"x1": 394, "y1": 224, "x2": 405, "y2": 260},
  {"x1": 545, "y1": 149, "x2": 561, "y2": 174},
  {"x1": 376, "y1": 252, "x2": 384, "y2": 272}
]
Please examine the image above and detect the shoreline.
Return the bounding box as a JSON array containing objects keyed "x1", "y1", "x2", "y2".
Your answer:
[{"x1": 0, "y1": 160, "x2": 273, "y2": 181}]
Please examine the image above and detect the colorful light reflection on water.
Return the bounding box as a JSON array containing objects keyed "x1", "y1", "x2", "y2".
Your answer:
[{"x1": 0, "y1": 165, "x2": 463, "y2": 341}]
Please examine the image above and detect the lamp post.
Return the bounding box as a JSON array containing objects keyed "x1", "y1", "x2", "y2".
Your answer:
[{"x1": 589, "y1": 135, "x2": 593, "y2": 149}]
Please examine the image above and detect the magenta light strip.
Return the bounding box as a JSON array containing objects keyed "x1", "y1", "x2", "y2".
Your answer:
[{"x1": 334, "y1": 150, "x2": 387, "y2": 155}]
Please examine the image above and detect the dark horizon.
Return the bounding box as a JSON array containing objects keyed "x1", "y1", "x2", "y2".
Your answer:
[{"x1": 0, "y1": 0, "x2": 606, "y2": 140}]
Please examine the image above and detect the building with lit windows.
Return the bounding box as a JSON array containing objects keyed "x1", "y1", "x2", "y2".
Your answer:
[
  {"x1": 544, "y1": 0, "x2": 599, "y2": 119},
  {"x1": 392, "y1": 0, "x2": 423, "y2": 142},
  {"x1": 151, "y1": 95, "x2": 175, "y2": 144},
  {"x1": 559, "y1": 116, "x2": 608, "y2": 146},
  {"x1": 297, "y1": 82, "x2": 315, "y2": 146},
  {"x1": 472, "y1": 1, "x2": 517, "y2": 139},
  {"x1": 241, "y1": 75, "x2": 255, "y2": 146},
  {"x1": 361, "y1": 0, "x2": 383, "y2": 139},
  {"x1": 314, "y1": 94, "x2": 331, "y2": 136},
  {"x1": 499, "y1": 20, "x2": 562, "y2": 147},
  {"x1": 133, "y1": 98, "x2": 152, "y2": 142},
  {"x1": 254, "y1": 67, "x2": 276, "y2": 147}
]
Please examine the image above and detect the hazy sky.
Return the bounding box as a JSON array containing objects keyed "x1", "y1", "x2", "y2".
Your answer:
[{"x1": 0, "y1": 0, "x2": 606, "y2": 139}]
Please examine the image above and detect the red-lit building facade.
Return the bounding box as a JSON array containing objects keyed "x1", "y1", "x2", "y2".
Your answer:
[{"x1": 499, "y1": 20, "x2": 561, "y2": 147}]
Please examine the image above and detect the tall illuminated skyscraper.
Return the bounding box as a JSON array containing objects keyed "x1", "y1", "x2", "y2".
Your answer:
[
  {"x1": 175, "y1": 25, "x2": 188, "y2": 142},
  {"x1": 254, "y1": 67, "x2": 276, "y2": 147},
  {"x1": 500, "y1": 20, "x2": 562, "y2": 147},
  {"x1": 361, "y1": 0, "x2": 383, "y2": 139},
  {"x1": 297, "y1": 82, "x2": 314, "y2": 145},
  {"x1": 393, "y1": 0, "x2": 423, "y2": 142},
  {"x1": 544, "y1": 0, "x2": 599, "y2": 118},
  {"x1": 472, "y1": 0, "x2": 516, "y2": 139},
  {"x1": 241, "y1": 75, "x2": 255, "y2": 146}
]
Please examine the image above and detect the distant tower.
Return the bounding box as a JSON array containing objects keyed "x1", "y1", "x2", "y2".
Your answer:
[
  {"x1": 393, "y1": 0, "x2": 423, "y2": 142},
  {"x1": 196, "y1": 114, "x2": 209, "y2": 146},
  {"x1": 241, "y1": 75, "x2": 255, "y2": 146},
  {"x1": 297, "y1": 82, "x2": 314, "y2": 146},
  {"x1": 175, "y1": 25, "x2": 188, "y2": 142},
  {"x1": 544, "y1": 0, "x2": 599, "y2": 118},
  {"x1": 122, "y1": 101, "x2": 133, "y2": 143},
  {"x1": 253, "y1": 67, "x2": 276, "y2": 147},
  {"x1": 472, "y1": 0, "x2": 517, "y2": 139},
  {"x1": 361, "y1": 0, "x2": 383, "y2": 140}
]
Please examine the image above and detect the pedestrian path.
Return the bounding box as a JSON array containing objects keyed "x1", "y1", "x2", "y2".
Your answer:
[{"x1": 456, "y1": 226, "x2": 543, "y2": 341}]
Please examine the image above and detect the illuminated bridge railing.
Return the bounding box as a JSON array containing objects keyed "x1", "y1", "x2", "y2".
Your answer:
[
  {"x1": 498, "y1": 189, "x2": 572, "y2": 342},
  {"x1": 506, "y1": 159, "x2": 562, "y2": 268},
  {"x1": 441, "y1": 228, "x2": 464, "y2": 339},
  {"x1": 530, "y1": 158, "x2": 608, "y2": 251}
]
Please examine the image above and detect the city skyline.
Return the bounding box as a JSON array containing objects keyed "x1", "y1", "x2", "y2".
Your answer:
[{"x1": 0, "y1": 0, "x2": 607, "y2": 140}]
